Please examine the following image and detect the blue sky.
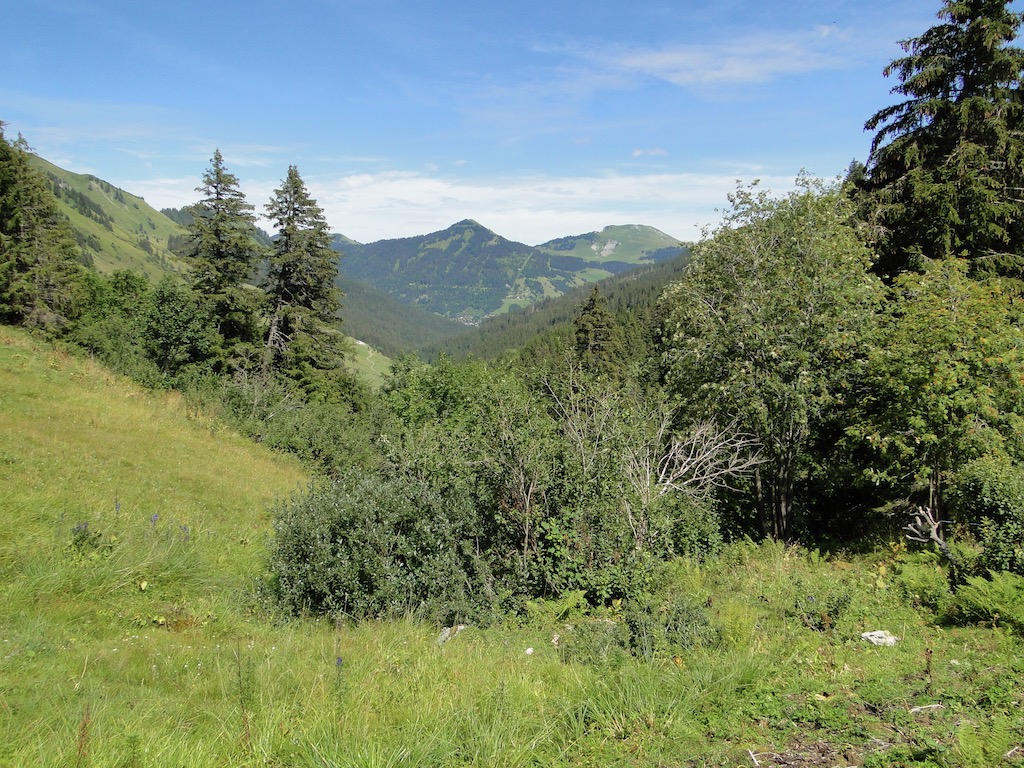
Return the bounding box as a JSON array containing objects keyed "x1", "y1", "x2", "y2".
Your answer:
[{"x1": 4, "y1": 0, "x2": 940, "y2": 244}]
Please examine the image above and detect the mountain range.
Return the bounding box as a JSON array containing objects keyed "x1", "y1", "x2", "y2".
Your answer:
[
  {"x1": 31, "y1": 153, "x2": 689, "y2": 358},
  {"x1": 332, "y1": 220, "x2": 686, "y2": 323}
]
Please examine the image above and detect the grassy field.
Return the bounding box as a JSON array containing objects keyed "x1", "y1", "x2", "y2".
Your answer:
[
  {"x1": 347, "y1": 338, "x2": 391, "y2": 389},
  {"x1": 0, "y1": 326, "x2": 1021, "y2": 767}
]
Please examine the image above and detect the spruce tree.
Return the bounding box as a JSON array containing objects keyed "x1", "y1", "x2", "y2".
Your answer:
[
  {"x1": 0, "y1": 123, "x2": 86, "y2": 331},
  {"x1": 573, "y1": 285, "x2": 623, "y2": 378},
  {"x1": 861, "y1": 0, "x2": 1024, "y2": 280},
  {"x1": 263, "y1": 165, "x2": 348, "y2": 394},
  {"x1": 184, "y1": 150, "x2": 263, "y2": 360}
]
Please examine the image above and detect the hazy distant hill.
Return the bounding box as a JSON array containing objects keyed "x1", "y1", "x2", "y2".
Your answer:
[
  {"x1": 332, "y1": 220, "x2": 685, "y2": 323},
  {"x1": 535, "y1": 224, "x2": 685, "y2": 268},
  {"x1": 27, "y1": 155, "x2": 188, "y2": 279}
]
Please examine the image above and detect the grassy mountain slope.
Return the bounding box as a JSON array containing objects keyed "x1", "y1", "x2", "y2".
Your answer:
[
  {"x1": 27, "y1": 154, "x2": 188, "y2": 279},
  {"x1": 536, "y1": 224, "x2": 686, "y2": 266},
  {"x1": 0, "y1": 326, "x2": 1021, "y2": 766},
  {"x1": 334, "y1": 221, "x2": 686, "y2": 323}
]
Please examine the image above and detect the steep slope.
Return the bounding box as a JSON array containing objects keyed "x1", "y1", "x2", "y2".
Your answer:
[
  {"x1": 337, "y1": 273, "x2": 465, "y2": 358},
  {"x1": 27, "y1": 154, "x2": 189, "y2": 279}
]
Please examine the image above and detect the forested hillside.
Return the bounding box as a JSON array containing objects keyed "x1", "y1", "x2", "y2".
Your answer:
[{"x1": 432, "y1": 249, "x2": 691, "y2": 360}]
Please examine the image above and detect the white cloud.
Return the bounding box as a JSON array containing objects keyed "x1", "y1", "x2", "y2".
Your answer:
[
  {"x1": 633, "y1": 147, "x2": 668, "y2": 158},
  {"x1": 606, "y1": 32, "x2": 852, "y2": 87},
  {"x1": 121, "y1": 168, "x2": 802, "y2": 245},
  {"x1": 285, "y1": 169, "x2": 797, "y2": 245},
  {"x1": 117, "y1": 154, "x2": 806, "y2": 245}
]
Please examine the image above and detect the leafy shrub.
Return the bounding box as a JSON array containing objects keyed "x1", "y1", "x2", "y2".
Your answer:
[
  {"x1": 947, "y1": 571, "x2": 1024, "y2": 634},
  {"x1": 948, "y1": 456, "x2": 1024, "y2": 576},
  {"x1": 267, "y1": 471, "x2": 494, "y2": 625},
  {"x1": 664, "y1": 494, "x2": 722, "y2": 560}
]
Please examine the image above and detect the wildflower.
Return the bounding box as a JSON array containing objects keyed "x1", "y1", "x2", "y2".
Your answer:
[
  {"x1": 336, "y1": 656, "x2": 343, "y2": 668},
  {"x1": 150, "y1": 514, "x2": 158, "y2": 528}
]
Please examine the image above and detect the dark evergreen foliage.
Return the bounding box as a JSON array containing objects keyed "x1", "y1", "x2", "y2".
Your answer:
[
  {"x1": 182, "y1": 150, "x2": 265, "y2": 366},
  {"x1": 433, "y1": 251, "x2": 690, "y2": 361},
  {"x1": 860, "y1": 0, "x2": 1024, "y2": 279},
  {"x1": 573, "y1": 285, "x2": 624, "y2": 378},
  {"x1": 263, "y1": 165, "x2": 351, "y2": 398},
  {"x1": 0, "y1": 123, "x2": 87, "y2": 332},
  {"x1": 336, "y1": 273, "x2": 464, "y2": 359}
]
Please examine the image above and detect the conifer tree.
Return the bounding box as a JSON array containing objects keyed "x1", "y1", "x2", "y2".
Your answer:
[
  {"x1": 263, "y1": 165, "x2": 348, "y2": 393},
  {"x1": 0, "y1": 123, "x2": 86, "y2": 331},
  {"x1": 184, "y1": 150, "x2": 263, "y2": 359},
  {"x1": 861, "y1": 0, "x2": 1024, "y2": 279},
  {"x1": 573, "y1": 285, "x2": 623, "y2": 378}
]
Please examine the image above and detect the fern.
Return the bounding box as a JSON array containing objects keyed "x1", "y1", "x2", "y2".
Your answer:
[
  {"x1": 953, "y1": 716, "x2": 1017, "y2": 768},
  {"x1": 951, "y1": 571, "x2": 1024, "y2": 634}
]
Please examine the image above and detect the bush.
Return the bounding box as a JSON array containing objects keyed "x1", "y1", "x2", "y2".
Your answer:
[
  {"x1": 893, "y1": 552, "x2": 952, "y2": 614},
  {"x1": 664, "y1": 494, "x2": 722, "y2": 560},
  {"x1": 267, "y1": 471, "x2": 494, "y2": 625},
  {"x1": 947, "y1": 571, "x2": 1024, "y2": 634},
  {"x1": 948, "y1": 456, "x2": 1024, "y2": 575}
]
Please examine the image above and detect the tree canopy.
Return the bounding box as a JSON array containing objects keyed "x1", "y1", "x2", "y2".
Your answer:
[
  {"x1": 658, "y1": 179, "x2": 883, "y2": 540},
  {"x1": 263, "y1": 165, "x2": 350, "y2": 397}
]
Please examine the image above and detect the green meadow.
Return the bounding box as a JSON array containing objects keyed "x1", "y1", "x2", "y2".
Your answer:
[{"x1": 1, "y1": 326, "x2": 1021, "y2": 767}]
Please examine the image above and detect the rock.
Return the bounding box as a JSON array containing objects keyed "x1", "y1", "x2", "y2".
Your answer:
[{"x1": 861, "y1": 630, "x2": 899, "y2": 646}]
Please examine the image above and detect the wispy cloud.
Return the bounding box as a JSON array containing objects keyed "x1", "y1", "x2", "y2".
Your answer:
[
  {"x1": 591, "y1": 28, "x2": 855, "y2": 89},
  {"x1": 633, "y1": 148, "x2": 668, "y2": 158},
  {"x1": 121, "y1": 167, "x2": 801, "y2": 245},
  {"x1": 222, "y1": 169, "x2": 794, "y2": 245}
]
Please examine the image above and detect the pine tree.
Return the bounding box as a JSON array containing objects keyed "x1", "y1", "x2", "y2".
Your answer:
[
  {"x1": 0, "y1": 123, "x2": 86, "y2": 331},
  {"x1": 861, "y1": 0, "x2": 1024, "y2": 279},
  {"x1": 184, "y1": 150, "x2": 263, "y2": 360},
  {"x1": 263, "y1": 165, "x2": 348, "y2": 394}
]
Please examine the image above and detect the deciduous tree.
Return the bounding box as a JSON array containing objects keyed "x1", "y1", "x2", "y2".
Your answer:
[
  {"x1": 847, "y1": 258, "x2": 1024, "y2": 515},
  {"x1": 658, "y1": 179, "x2": 882, "y2": 540}
]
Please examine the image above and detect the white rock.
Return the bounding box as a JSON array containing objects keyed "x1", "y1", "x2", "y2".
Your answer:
[{"x1": 861, "y1": 630, "x2": 899, "y2": 646}]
